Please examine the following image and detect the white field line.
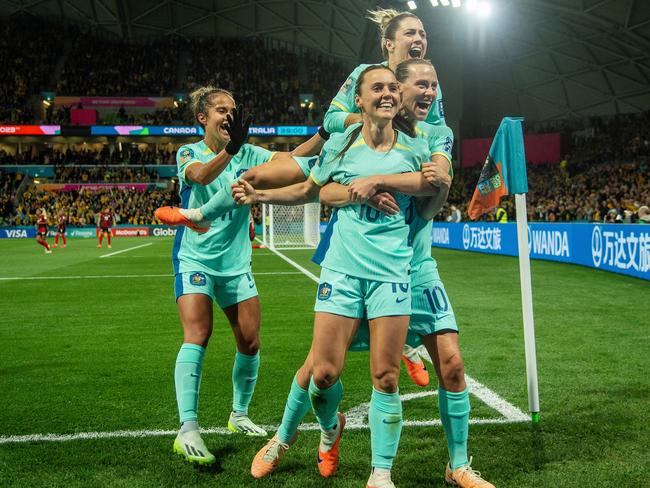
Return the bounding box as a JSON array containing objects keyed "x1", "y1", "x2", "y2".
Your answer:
[
  {"x1": 0, "y1": 414, "x2": 517, "y2": 445},
  {"x1": 417, "y1": 347, "x2": 529, "y2": 422},
  {"x1": 0, "y1": 248, "x2": 527, "y2": 445},
  {"x1": 0, "y1": 272, "x2": 302, "y2": 281},
  {"x1": 99, "y1": 243, "x2": 153, "y2": 258},
  {"x1": 255, "y1": 239, "x2": 320, "y2": 282}
]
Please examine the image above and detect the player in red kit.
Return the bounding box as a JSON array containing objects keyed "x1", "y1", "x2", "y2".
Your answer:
[
  {"x1": 35, "y1": 209, "x2": 52, "y2": 254},
  {"x1": 97, "y1": 207, "x2": 114, "y2": 249},
  {"x1": 53, "y1": 210, "x2": 68, "y2": 248}
]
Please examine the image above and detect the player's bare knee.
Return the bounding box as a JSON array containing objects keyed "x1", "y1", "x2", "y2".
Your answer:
[
  {"x1": 372, "y1": 369, "x2": 399, "y2": 393},
  {"x1": 237, "y1": 336, "x2": 260, "y2": 355},
  {"x1": 312, "y1": 365, "x2": 339, "y2": 389},
  {"x1": 441, "y1": 354, "x2": 465, "y2": 389}
]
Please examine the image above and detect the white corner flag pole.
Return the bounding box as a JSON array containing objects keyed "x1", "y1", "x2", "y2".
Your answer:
[{"x1": 514, "y1": 193, "x2": 541, "y2": 424}]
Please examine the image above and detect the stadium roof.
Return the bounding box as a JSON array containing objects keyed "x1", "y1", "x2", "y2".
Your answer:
[{"x1": 2, "y1": 0, "x2": 649, "y2": 122}]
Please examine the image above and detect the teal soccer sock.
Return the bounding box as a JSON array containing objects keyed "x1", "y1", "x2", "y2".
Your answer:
[
  {"x1": 174, "y1": 343, "x2": 205, "y2": 424},
  {"x1": 199, "y1": 187, "x2": 237, "y2": 221},
  {"x1": 368, "y1": 388, "x2": 403, "y2": 469},
  {"x1": 277, "y1": 375, "x2": 311, "y2": 444},
  {"x1": 438, "y1": 386, "x2": 470, "y2": 469},
  {"x1": 308, "y1": 377, "x2": 342, "y2": 431},
  {"x1": 232, "y1": 351, "x2": 260, "y2": 414}
]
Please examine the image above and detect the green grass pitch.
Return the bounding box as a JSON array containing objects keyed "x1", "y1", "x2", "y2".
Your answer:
[{"x1": 0, "y1": 236, "x2": 648, "y2": 487}]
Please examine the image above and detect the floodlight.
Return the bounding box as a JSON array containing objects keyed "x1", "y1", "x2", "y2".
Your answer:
[
  {"x1": 440, "y1": 0, "x2": 450, "y2": 6},
  {"x1": 407, "y1": 1, "x2": 417, "y2": 10},
  {"x1": 430, "y1": 0, "x2": 439, "y2": 6},
  {"x1": 477, "y1": 1, "x2": 492, "y2": 17},
  {"x1": 451, "y1": 0, "x2": 462, "y2": 7}
]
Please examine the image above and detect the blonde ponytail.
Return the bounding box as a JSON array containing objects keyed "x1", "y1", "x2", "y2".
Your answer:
[{"x1": 367, "y1": 8, "x2": 420, "y2": 60}]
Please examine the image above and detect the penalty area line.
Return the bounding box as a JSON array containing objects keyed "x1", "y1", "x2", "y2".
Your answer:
[{"x1": 99, "y1": 243, "x2": 153, "y2": 258}]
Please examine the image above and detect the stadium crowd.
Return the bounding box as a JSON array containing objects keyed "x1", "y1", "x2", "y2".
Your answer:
[
  {"x1": 1, "y1": 16, "x2": 348, "y2": 126},
  {"x1": 442, "y1": 159, "x2": 649, "y2": 223},
  {"x1": 7, "y1": 187, "x2": 175, "y2": 227}
]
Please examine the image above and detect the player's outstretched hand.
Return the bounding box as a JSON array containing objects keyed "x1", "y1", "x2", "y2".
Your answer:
[
  {"x1": 421, "y1": 162, "x2": 452, "y2": 189},
  {"x1": 224, "y1": 105, "x2": 253, "y2": 156},
  {"x1": 368, "y1": 192, "x2": 399, "y2": 216},
  {"x1": 231, "y1": 179, "x2": 259, "y2": 205},
  {"x1": 348, "y1": 176, "x2": 380, "y2": 203}
]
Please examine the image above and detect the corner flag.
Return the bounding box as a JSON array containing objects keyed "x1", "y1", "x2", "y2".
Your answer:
[
  {"x1": 468, "y1": 117, "x2": 528, "y2": 220},
  {"x1": 467, "y1": 117, "x2": 541, "y2": 424}
]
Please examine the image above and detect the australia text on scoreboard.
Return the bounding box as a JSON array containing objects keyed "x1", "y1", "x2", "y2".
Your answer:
[
  {"x1": 430, "y1": 222, "x2": 650, "y2": 281},
  {"x1": 0, "y1": 125, "x2": 319, "y2": 137}
]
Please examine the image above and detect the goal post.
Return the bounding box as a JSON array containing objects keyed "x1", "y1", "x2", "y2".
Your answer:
[{"x1": 261, "y1": 203, "x2": 321, "y2": 249}]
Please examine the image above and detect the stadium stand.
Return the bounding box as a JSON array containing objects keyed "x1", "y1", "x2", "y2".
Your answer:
[{"x1": 0, "y1": 16, "x2": 348, "y2": 126}]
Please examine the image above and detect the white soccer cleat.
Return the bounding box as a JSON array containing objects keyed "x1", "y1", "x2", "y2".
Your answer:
[
  {"x1": 44, "y1": 249, "x2": 52, "y2": 254},
  {"x1": 366, "y1": 468, "x2": 395, "y2": 488},
  {"x1": 228, "y1": 412, "x2": 268, "y2": 437},
  {"x1": 173, "y1": 429, "x2": 216, "y2": 465}
]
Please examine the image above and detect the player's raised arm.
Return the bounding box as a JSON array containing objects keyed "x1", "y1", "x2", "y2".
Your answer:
[
  {"x1": 184, "y1": 103, "x2": 252, "y2": 185},
  {"x1": 231, "y1": 178, "x2": 320, "y2": 206}
]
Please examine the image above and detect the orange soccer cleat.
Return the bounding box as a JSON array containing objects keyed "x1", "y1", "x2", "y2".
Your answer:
[
  {"x1": 445, "y1": 458, "x2": 495, "y2": 488},
  {"x1": 317, "y1": 412, "x2": 346, "y2": 478},
  {"x1": 154, "y1": 207, "x2": 210, "y2": 234},
  {"x1": 401, "y1": 346, "x2": 430, "y2": 387},
  {"x1": 250, "y1": 432, "x2": 297, "y2": 478}
]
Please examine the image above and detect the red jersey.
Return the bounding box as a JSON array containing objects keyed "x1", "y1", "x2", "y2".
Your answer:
[
  {"x1": 99, "y1": 211, "x2": 113, "y2": 229},
  {"x1": 57, "y1": 214, "x2": 67, "y2": 231},
  {"x1": 37, "y1": 215, "x2": 48, "y2": 234}
]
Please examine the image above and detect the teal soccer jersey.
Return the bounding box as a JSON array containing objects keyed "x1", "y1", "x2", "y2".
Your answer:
[
  {"x1": 324, "y1": 62, "x2": 446, "y2": 134},
  {"x1": 310, "y1": 124, "x2": 430, "y2": 283},
  {"x1": 173, "y1": 141, "x2": 273, "y2": 277},
  {"x1": 408, "y1": 122, "x2": 454, "y2": 284}
]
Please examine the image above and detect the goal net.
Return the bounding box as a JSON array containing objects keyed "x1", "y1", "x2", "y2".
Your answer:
[{"x1": 261, "y1": 203, "x2": 321, "y2": 249}]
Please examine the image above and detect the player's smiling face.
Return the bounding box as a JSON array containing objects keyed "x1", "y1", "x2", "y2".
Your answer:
[
  {"x1": 400, "y1": 64, "x2": 438, "y2": 122},
  {"x1": 387, "y1": 17, "x2": 427, "y2": 63},
  {"x1": 355, "y1": 69, "x2": 401, "y2": 123},
  {"x1": 199, "y1": 93, "x2": 235, "y2": 146}
]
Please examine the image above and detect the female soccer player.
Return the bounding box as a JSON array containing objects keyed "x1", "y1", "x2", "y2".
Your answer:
[
  {"x1": 249, "y1": 60, "x2": 493, "y2": 488},
  {"x1": 35, "y1": 208, "x2": 51, "y2": 254},
  {"x1": 167, "y1": 86, "x2": 280, "y2": 466},
  {"x1": 53, "y1": 209, "x2": 67, "y2": 248},
  {"x1": 234, "y1": 65, "x2": 434, "y2": 488},
  {"x1": 325, "y1": 7, "x2": 448, "y2": 385},
  {"x1": 97, "y1": 207, "x2": 113, "y2": 248},
  {"x1": 324, "y1": 7, "x2": 446, "y2": 136}
]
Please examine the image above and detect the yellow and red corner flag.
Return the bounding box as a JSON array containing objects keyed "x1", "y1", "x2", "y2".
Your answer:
[{"x1": 468, "y1": 117, "x2": 528, "y2": 220}]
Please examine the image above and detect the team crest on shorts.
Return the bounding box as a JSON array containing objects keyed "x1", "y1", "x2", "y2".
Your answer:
[
  {"x1": 317, "y1": 282, "x2": 332, "y2": 301},
  {"x1": 190, "y1": 272, "x2": 207, "y2": 286}
]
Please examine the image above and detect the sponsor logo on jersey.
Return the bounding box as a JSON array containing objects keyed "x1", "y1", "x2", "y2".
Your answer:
[
  {"x1": 180, "y1": 147, "x2": 195, "y2": 163},
  {"x1": 236, "y1": 169, "x2": 246, "y2": 178},
  {"x1": 438, "y1": 100, "x2": 445, "y2": 119},
  {"x1": 317, "y1": 282, "x2": 332, "y2": 300},
  {"x1": 190, "y1": 272, "x2": 207, "y2": 286}
]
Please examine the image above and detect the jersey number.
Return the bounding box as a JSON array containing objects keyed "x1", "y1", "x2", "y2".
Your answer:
[
  {"x1": 423, "y1": 286, "x2": 448, "y2": 313},
  {"x1": 358, "y1": 204, "x2": 381, "y2": 222}
]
